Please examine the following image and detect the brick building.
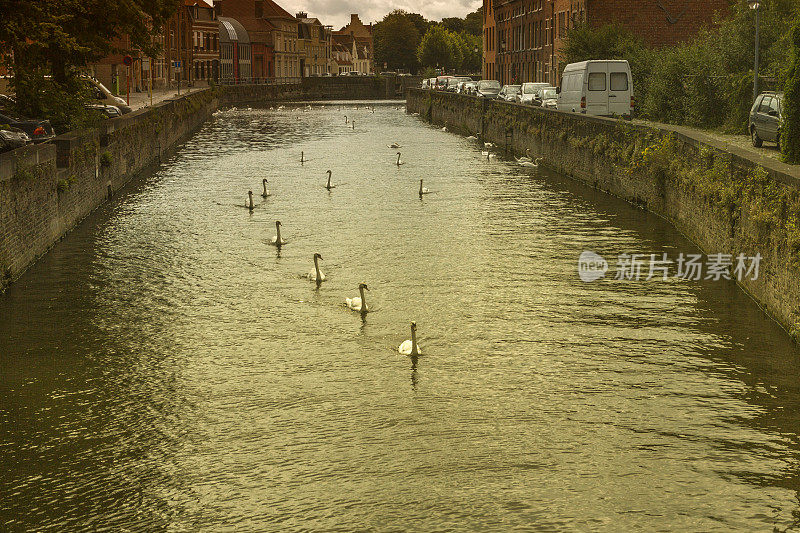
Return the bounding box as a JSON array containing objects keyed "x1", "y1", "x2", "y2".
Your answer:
[
  {"x1": 333, "y1": 14, "x2": 374, "y2": 75},
  {"x1": 488, "y1": 0, "x2": 729, "y2": 85},
  {"x1": 215, "y1": 0, "x2": 276, "y2": 80},
  {"x1": 482, "y1": 0, "x2": 497, "y2": 80},
  {"x1": 297, "y1": 13, "x2": 332, "y2": 76}
]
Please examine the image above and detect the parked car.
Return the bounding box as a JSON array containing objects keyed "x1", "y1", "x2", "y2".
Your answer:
[
  {"x1": 380, "y1": 71, "x2": 397, "y2": 76},
  {"x1": 557, "y1": 60, "x2": 633, "y2": 118},
  {"x1": 540, "y1": 88, "x2": 559, "y2": 109},
  {"x1": 749, "y1": 92, "x2": 783, "y2": 149},
  {"x1": 0, "y1": 126, "x2": 30, "y2": 153},
  {"x1": 475, "y1": 79, "x2": 501, "y2": 98},
  {"x1": 446, "y1": 77, "x2": 472, "y2": 92},
  {"x1": 529, "y1": 86, "x2": 557, "y2": 106},
  {"x1": 81, "y1": 75, "x2": 132, "y2": 114},
  {"x1": 85, "y1": 103, "x2": 122, "y2": 118},
  {"x1": 497, "y1": 85, "x2": 521, "y2": 102},
  {"x1": 519, "y1": 82, "x2": 551, "y2": 105},
  {"x1": 346, "y1": 71, "x2": 361, "y2": 76},
  {"x1": 435, "y1": 76, "x2": 454, "y2": 90},
  {"x1": 421, "y1": 79, "x2": 431, "y2": 89},
  {"x1": 458, "y1": 81, "x2": 477, "y2": 95},
  {"x1": 0, "y1": 107, "x2": 56, "y2": 143}
]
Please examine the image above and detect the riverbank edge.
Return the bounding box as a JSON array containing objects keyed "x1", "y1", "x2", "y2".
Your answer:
[
  {"x1": 0, "y1": 83, "x2": 322, "y2": 293},
  {"x1": 406, "y1": 89, "x2": 800, "y2": 341}
]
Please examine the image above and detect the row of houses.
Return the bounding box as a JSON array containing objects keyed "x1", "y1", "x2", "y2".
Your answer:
[
  {"x1": 482, "y1": 0, "x2": 730, "y2": 86},
  {"x1": 86, "y1": 0, "x2": 374, "y2": 94}
]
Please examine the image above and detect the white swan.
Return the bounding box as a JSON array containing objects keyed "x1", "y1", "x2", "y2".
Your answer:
[
  {"x1": 466, "y1": 134, "x2": 478, "y2": 140},
  {"x1": 270, "y1": 221, "x2": 286, "y2": 246},
  {"x1": 481, "y1": 150, "x2": 496, "y2": 159},
  {"x1": 346, "y1": 283, "x2": 369, "y2": 313},
  {"x1": 246, "y1": 190, "x2": 255, "y2": 210},
  {"x1": 301, "y1": 151, "x2": 305, "y2": 163},
  {"x1": 261, "y1": 179, "x2": 271, "y2": 198},
  {"x1": 516, "y1": 149, "x2": 532, "y2": 163},
  {"x1": 484, "y1": 142, "x2": 494, "y2": 148},
  {"x1": 519, "y1": 157, "x2": 543, "y2": 168},
  {"x1": 308, "y1": 253, "x2": 325, "y2": 283},
  {"x1": 441, "y1": 126, "x2": 448, "y2": 132},
  {"x1": 396, "y1": 152, "x2": 404, "y2": 166},
  {"x1": 419, "y1": 179, "x2": 430, "y2": 197},
  {"x1": 325, "y1": 170, "x2": 335, "y2": 190},
  {"x1": 344, "y1": 115, "x2": 348, "y2": 123},
  {"x1": 398, "y1": 322, "x2": 422, "y2": 356},
  {"x1": 388, "y1": 142, "x2": 401, "y2": 148}
]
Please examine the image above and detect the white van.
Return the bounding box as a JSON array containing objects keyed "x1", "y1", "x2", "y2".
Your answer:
[
  {"x1": 557, "y1": 60, "x2": 633, "y2": 118},
  {"x1": 82, "y1": 76, "x2": 132, "y2": 114}
]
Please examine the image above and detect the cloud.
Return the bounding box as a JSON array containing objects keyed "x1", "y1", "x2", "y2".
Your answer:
[{"x1": 276, "y1": 0, "x2": 481, "y2": 29}]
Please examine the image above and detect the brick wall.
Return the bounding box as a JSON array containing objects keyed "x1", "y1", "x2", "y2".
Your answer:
[
  {"x1": 406, "y1": 88, "x2": 800, "y2": 340},
  {"x1": 587, "y1": 0, "x2": 729, "y2": 48}
]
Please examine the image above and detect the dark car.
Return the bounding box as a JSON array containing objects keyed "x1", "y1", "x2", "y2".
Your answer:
[
  {"x1": 0, "y1": 106, "x2": 56, "y2": 144},
  {"x1": 0, "y1": 126, "x2": 30, "y2": 153},
  {"x1": 749, "y1": 92, "x2": 783, "y2": 149},
  {"x1": 85, "y1": 103, "x2": 122, "y2": 118}
]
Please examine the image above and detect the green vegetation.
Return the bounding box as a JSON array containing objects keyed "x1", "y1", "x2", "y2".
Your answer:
[
  {"x1": 561, "y1": 0, "x2": 797, "y2": 135},
  {"x1": 0, "y1": 0, "x2": 177, "y2": 132},
  {"x1": 783, "y1": 20, "x2": 800, "y2": 163},
  {"x1": 373, "y1": 9, "x2": 481, "y2": 74}
]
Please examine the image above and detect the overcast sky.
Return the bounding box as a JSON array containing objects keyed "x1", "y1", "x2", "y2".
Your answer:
[{"x1": 273, "y1": 0, "x2": 481, "y2": 29}]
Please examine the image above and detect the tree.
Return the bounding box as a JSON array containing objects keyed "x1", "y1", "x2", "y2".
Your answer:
[
  {"x1": 417, "y1": 26, "x2": 455, "y2": 70},
  {"x1": 463, "y1": 8, "x2": 483, "y2": 37},
  {"x1": 0, "y1": 0, "x2": 176, "y2": 124},
  {"x1": 405, "y1": 13, "x2": 431, "y2": 41},
  {"x1": 458, "y1": 33, "x2": 482, "y2": 73},
  {"x1": 783, "y1": 20, "x2": 800, "y2": 163},
  {"x1": 373, "y1": 11, "x2": 422, "y2": 72},
  {"x1": 441, "y1": 17, "x2": 464, "y2": 34}
]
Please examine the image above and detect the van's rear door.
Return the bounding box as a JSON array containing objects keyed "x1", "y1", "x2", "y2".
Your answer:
[
  {"x1": 584, "y1": 62, "x2": 608, "y2": 115},
  {"x1": 608, "y1": 63, "x2": 632, "y2": 116}
]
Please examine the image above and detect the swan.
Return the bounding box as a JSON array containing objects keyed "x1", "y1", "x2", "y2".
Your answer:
[
  {"x1": 346, "y1": 283, "x2": 369, "y2": 313},
  {"x1": 419, "y1": 179, "x2": 430, "y2": 197},
  {"x1": 398, "y1": 322, "x2": 422, "y2": 356},
  {"x1": 301, "y1": 151, "x2": 305, "y2": 163},
  {"x1": 481, "y1": 150, "x2": 496, "y2": 159},
  {"x1": 351, "y1": 120, "x2": 355, "y2": 130},
  {"x1": 484, "y1": 142, "x2": 494, "y2": 148},
  {"x1": 277, "y1": 105, "x2": 285, "y2": 110},
  {"x1": 325, "y1": 170, "x2": 335, "y2": 190},
  {"x1": 466, "y1": 134, "x2": 478, "y2": 140},
  {"x1": 388, "y1": 142, "x2": 401, "y2": 148},
  {"x1": 270, "y1": 221, "x2": 286, "y2": 246},
  {"x1": 396, "y1": 152, "x2": 404, "y2": 166},
  {"x1": 246, "y1": 190, "x2": 255, "y2": 211},
  {"x1": 261, "y1": 179, "x2": 271, "y2": 198},
  {"x1": 516, "y1": 149, "x2": 532, "y2": 163},
  {"x1": 441, "y1": 126, "x2": 448, "y2": 132},
  {"x1": 344, "y1": 115, "x2": 348, "y2": 123},
  {"x1": 519, "y1": 157, "x2": 543, "y2": 168},
  {"x1": 308, "y1": 253, "x2": 325, "y2": 283}
]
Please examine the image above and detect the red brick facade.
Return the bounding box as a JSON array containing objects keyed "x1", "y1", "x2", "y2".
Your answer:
[{"x1": 488, "y1": 0, "x2": 729, "y2": 85}]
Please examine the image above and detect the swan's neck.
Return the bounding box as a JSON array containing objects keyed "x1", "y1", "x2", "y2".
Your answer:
[
  {"x1": 262, "y1": 181, "x2": 267, "y2": 194},
  {"x1": 397, "y1": 154, "x2": 401, "y2": 165},
  {"x1": 314, "y1": 256, "x2": 321, "y2": 278},
  {"x1": 276, "y1": 225, "x2": 282, "y2": 243},
  {"x1": 248, "y1": 193, "x2": 254, "y2": 209},
  {"x1": 359, "y1": 286, "x2": 367, "y2": 311},
  {"x1": 419, "y1": 181, "x2": 423, "y2": 195},
  {"x1": 411, "y1": 328, "x2": 418, "y2": 355},
  {"x1": 326, "y1": 173, "x2": 331, "y2": 188}
]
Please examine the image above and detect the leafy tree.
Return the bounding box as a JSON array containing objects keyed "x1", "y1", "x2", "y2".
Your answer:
[
  {"x1": 374, "y1": 11, "x2": 422, "y2": 73},
  {"x1": 417, "y1": 26, "x2": 455, "y2": 70},
  {"x1": 463, "y1": 8, "x2": 483, "y2": 37},
  {"x1": 441, "y1": 17, "x2": 464, "y2": 34},
  {"x1": 0, "y1": 0, "x2": 176, "y2": 122},
  {"x1": 783, "y1": 20, "x2": 800, "y2": 163},
  {"x1": 405, "y1": 13, "x2": 431, "y2": 41}
]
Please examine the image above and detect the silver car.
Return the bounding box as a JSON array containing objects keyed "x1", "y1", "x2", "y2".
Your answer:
[{"x1": 497, "y1": 85, "x2": 521, "y2": 102}]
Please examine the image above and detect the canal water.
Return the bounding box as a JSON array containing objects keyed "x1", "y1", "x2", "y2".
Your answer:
[{"x1": 2, "y1": 101, "x2": 799, "y2": 531}]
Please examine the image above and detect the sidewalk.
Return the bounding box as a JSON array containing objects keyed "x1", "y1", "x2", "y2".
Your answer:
[{"x1": 124, "y1": 85, "x2": 209, "y2": 111}]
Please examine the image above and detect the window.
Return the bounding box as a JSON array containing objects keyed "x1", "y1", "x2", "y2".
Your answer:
[
  {"x1": 769, "y1": 97, "x2": 780, "y2": 113},
  {"x1": 588, "y1": 72, "x2": 606, "y2": 91},
  {"x1": 610, "y1": 72, "x2": 628, "y2": 91},
  {"x1": 759, "y1": 97, "x2": 772, "y2": 114}
]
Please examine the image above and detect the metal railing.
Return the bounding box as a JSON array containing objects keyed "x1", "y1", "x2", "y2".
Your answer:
[{"x1": 216, "y1": 77, "x2": 302, "y2": 86}]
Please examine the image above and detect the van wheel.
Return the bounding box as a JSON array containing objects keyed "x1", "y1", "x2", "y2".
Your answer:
[{"x1": 751, "y1": 127, "x2": 763, "y2": 148}]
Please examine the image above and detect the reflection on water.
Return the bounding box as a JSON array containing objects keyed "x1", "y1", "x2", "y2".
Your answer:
[{"x1": 1, "y1": 101, "x2": 800, "y2": 531}]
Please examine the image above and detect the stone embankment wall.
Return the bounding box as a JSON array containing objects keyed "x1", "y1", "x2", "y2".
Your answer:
[
  {"x1": 407, "y1": 89, "x2": 800, "y2": 339},
  {"x1": 0, "y1": 80, "x2": 403, "y2": 292}
]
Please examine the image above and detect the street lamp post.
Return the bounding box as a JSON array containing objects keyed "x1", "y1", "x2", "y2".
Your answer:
[{"x1": 750, "y1": 0, "x2": 761, "y2": 100}]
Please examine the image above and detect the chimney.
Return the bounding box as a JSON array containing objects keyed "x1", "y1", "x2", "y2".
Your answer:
[
  {"x1": 351, "y1": 14, "x2": 359, "y2": 25},
  {"x1": 296, "y1": 11, "x2": 307, "y2": 19}
]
